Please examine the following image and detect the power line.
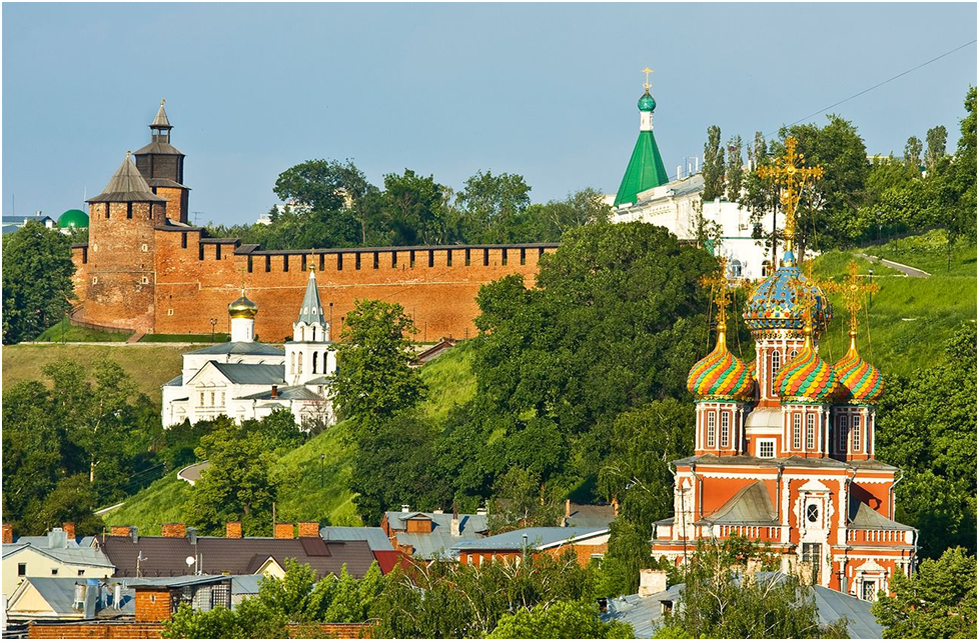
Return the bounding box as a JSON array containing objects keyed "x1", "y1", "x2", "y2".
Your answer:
[{"x1": 766, "y1": 38, "x2": 977, "y2": 137}]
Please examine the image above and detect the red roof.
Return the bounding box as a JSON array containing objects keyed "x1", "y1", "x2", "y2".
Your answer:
[{"x1": 373, "y1": 549, "x2": 411, "y2": 574}]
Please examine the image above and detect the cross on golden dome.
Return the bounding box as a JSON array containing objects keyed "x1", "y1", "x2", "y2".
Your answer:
[
  {"x1": 699, "y1": 257, "x2": 733, "y2": 328},
  {"x1": 829, "y1": 260, "x2": 880, "y2": 337},
  {"x1": 757, "y1": 137, "x2": 824, "y2": 258},
  {"x1": 641, "y1": 67, "x2": 653, "y2": 91}
]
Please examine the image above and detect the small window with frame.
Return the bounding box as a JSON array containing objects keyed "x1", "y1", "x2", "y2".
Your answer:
[{"x1": 757, "y1": 439, "x2": 776, "y2": 459}]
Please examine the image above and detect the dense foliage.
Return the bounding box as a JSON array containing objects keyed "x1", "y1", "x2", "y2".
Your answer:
[{"x1": 2, "y1": 220, "x2": 76, "y2": 344}]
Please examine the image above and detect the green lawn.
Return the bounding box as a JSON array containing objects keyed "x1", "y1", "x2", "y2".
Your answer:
[
  {"x1": 140, "y1": 333, "x2": 230, "y2": 343},
  {"x1": 867, "y1": 229, "x2": 978, "y2": 277},
  {"x1": 100, "y1": 342, "x2": 478, "y2": 532},
  {"x1": 35, "y1": 321, "x2": 131, "y2": 342}
]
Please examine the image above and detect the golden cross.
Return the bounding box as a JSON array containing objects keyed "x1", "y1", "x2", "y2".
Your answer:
[
  {"x1": 641, "y1": 67, "x2": 653, "y2": 91},
  {"x1": 828, "y1": 260, "x2": 880, "y2": 336},
  {"x1": 789, "y1": 260, "x2": 834, "y2": 336},
  {"x1": 240, "y1": 267, "x2": 247, "y2": 294},
  {"x1": 756, "y1": 137, "x2": 824, "y2": 256},
  {"x1": 699, "y1": 257, "x2": 733, "y2": 327}
]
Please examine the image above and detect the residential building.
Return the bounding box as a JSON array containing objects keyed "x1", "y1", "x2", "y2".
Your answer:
[
  {"x1": 452, "y1": 526, "x2": 610, "y2": 567},
  {"x1": 2, "y1": 526, "x2": 113, "y2": 602},
  {"x1": 380, "y1": 508, "x2": 489, "y2": 560},
  {"x1": 1, "y1": 213, "x2": 56, "y2": 235},
  {"x1": 5, "y1": 577, "x2": 133, "y2": 623}
]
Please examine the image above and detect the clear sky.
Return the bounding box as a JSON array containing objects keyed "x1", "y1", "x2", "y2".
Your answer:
[{"x1": 2, "y1": 2, "x2": 976, "y2": 226}]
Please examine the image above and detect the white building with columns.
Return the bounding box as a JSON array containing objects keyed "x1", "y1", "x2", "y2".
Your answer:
[{"x1": 161, "y1": 270, "x2": 337, "y2": 429}]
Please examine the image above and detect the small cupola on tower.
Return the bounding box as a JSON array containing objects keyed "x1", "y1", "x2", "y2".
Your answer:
[
  {"x1": 613, "y1": 67, "x2": 669, "y2": 208},
  {"x1": 286, "y1": 267, "x2": 336, "y2": 386},
  {"x1": 228, "y1": 288, "x2": 259, "y2": 343},
  {"x1": 134, "y1": 99, "x2": 190, "y2": 224}
]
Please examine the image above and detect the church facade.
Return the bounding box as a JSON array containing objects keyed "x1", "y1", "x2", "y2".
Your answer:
[
  {"x1": 161, "y1": 270, "x2": 336, "y2": 429},
  {"x1": 650, "y1": 142, "x2": 916, "y2": 602},
  {"x1": 70, "y1": 102, "x2": 556, "y2": 340}
]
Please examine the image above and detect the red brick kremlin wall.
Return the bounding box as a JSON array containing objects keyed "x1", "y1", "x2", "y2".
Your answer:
[{"x1": 71, "y1": 226, "x2": 557, "y2": 341}]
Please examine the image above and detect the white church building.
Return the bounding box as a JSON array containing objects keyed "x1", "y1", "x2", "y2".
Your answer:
[{"x1": 161, "y1": 269, "x2": 337, "y2": 429}]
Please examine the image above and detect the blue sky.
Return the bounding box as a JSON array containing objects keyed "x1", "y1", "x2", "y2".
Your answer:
[{"x1": 2, "y1": 2, "x2": 976, "y2": 226}]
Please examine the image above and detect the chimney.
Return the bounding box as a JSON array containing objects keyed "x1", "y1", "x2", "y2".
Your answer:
[
  {"x1": 298, "y1": 522, "x2": 319, "y2": 538},
  {"x1": 450, "y1": 502, "x2": 460, "y2": 537},
  {"x1": 638, "y1": 569, "x2": 668, "y2": 597},
  {"x1": 83, "y1": 578, "x2": 99, "y2": 619},
  {"x1": 565, "y1": 499, "x2": 572, "y2": 522},
  {"x1": 401, "y1": 504, "x2": 411, "y2": 513},
  {"x1": 3, "y1": 523, "x2": 13, "y2": 544},
  {"x1": 476, "y1": 506, "x2": 487, "y2": 516},
  {"x1": 47, "y1": 527, "x2": 69, "y2": 549},
  {"x1": 130, "y1": 526, "x2": 139, "y2": 544},
  {"x1": 187, "y1": 527, "x2": 198, "y2": 546},
  {"x1": 161, "y1": 523, "x2": 186, "y2": 538},
  {"x1": 63, "y1": 522, "x2": 76, "y2": 542},
  {"x1": 274, "y1": 523, "x2": 294, "y2": 539},
  {"x1": 226, "y1": 522, "x2": 243, "y2": 539},
  {"x1": 110, "y1": 526, "x2": 132, "y2": 537},
  {"x1": 271, "y1": 385, "x2": 278, "y2": 399},
  {"x1": 611, "y1": 497, "x2": 620, "y2": 517}
]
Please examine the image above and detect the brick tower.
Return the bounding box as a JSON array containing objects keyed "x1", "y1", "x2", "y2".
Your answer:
[
  {"x1": 84, "y1": 152, "x2": 168, "y2": 333},
  {"x1": 134, "y1": 100, "x2": 189, "y2": 223}
]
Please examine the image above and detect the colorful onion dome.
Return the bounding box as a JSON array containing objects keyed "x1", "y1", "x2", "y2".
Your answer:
[
  {"x1": 834, "y1": 332, "x2": 884, "y2": 404},
  {"x1": 774, "y1": 324, "x2": 840, "y2": 403},
  {"x1": 687, "y1": 322, "x2": 755, "y2": 401},
  {"x1": 638, "y1": 91, "x2": 657, "y2": 112},
  {"x1": 228, "y1": 291, "x2": 258, "y2": 319},
  {"x1": 743, "y1": 252, "x2": 832, "y2": 335}
]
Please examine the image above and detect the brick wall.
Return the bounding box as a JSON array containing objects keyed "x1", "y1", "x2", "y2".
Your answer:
[
  {"x1": 226, "y1": 521, "x2": 243, "y2": 538},
  {"x1": 109, "y1": 526, "x2": 131, "y2": 537},
  {"x1": 135, "y1": 588, "x2": 174, "y2": 622},
  {"x1": 160, "y1": 523, "x2": 186, "y2": 538},
  {"x1": 275, "y1": 523, "x2": 295, "y2": 539},
  {"x1": 298, "y1": 521, "x2": 320, "y2": 538},
  {"x1": 72, "y1": 226, "x2": 556, "y2": 339}
]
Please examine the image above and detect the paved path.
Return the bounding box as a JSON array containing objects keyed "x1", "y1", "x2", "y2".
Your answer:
[
  {"x1": 178, "y1": 461, "x2": 211, "y2": 485},
  {"x1": 854, "y1": 253, "x2": 931, "y2": 278}
]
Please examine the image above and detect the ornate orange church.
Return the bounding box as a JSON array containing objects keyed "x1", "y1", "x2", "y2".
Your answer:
[
  {"x1": 650, "y1": 140, "x2": 917, "y2": 601},
  {"x1": 70, "y1": 102, "x2": 555, "y2": 340}
]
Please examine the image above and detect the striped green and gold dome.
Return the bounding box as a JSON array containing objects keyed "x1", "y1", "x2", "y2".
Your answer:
[
  {"x1": 775, "y1": 326, "x2": 840, "y2": 403},
  {"x1": 834, "y1": 333, "x2": 883, "y2": 404},
  {"x1": 687, "y1": 323, "x2": 755, "y2": 401}
]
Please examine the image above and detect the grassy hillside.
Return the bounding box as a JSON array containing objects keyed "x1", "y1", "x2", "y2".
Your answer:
[
  {"x1": 101, "y1": 342, "x2": 478, "y2": 532},
  {"x1": 812, "y1": 232, "x2": 977, "y2": 377},
  {"x1": 2, "y1": 343, "x2": 192, "y2": 407}
]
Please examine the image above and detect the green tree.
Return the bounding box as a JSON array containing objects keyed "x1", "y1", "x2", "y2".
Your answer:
[
  {"x1": 872, "y1": 547, "x2": 977, "y2": 639},
  {"x1": 25, "y1": 474, "x2": 105, "y2": 536},
  {"x1": 939, "y1": 87, "x2": 977, "y2": 267},
  {"x1": 487, "y1": 466, "x2": 564, "y2": 533},
  {"x1": 903, "y1": 136, "x2": 923, "y2": 171},
  {"x1": 2, "y1": 220, "x2": 75, "y2": 344},
  {"x1": 925, "y1": 125, "x2": 948, "y2": 172},
  {"x1": 381, "y1": 169, "x2": 448, "y2": 245},
  {"x1": 456, "y1": 170, "x2": 532, "y2": 243},
  {"x1": 702, "y1": 125, "x2": 724, "y2": 201},
  {"x1": 489, "y1": 600, "x2": 633, "y2": 639},
  {"x1": 185, "y1": 420, "x2": 280, "y2": 536},
  {"x1": 529, "y1": 188, "x2": 612, "y2": 242},
  {"x1": 725, "y1": 135, "x2": 744, "y2": 201},
  {"x1": 333, "y1": 299, "x2": 426, "y2": 425}
]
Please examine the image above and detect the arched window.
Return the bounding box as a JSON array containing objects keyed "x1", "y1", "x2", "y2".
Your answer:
[
  {"x1": 312, "y1": 352, "x2": 319, "y2": 374},
  {"x1": 291, "y1": 353, "x2": 295, "y2": 374},
  {"x1": 838, "y1": 415, "x2": 848, "y2": 453},
  {"x1": 852, "y1": 415, "x2": 861, "y2": 451},
  {"x1": 706, "y1": 411, "x2": 716, "y2": 448},
  {"x1": 729, "y1": 260, "x2": 743, "y2": 278},
  {"x1": 298, "y1": 352, "x2": 303, "y2": 375},
  {"x1": 792, "y1": 413, "x2": 801, "y2": 449},
  {"x1": 790, "y1": 349, "x2": 799, "y2": 359},
  {"x1": 720, "y1": 412, "x2": 730, "y2": 448},
  {"x1": 806, "y1": 413, "x2": 816, "y2": 450},
  {"x1": 771, "y1": 350, "x2": 782, "y2": 392}
]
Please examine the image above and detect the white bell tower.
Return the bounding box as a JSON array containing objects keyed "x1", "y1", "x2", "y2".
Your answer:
[{"x1": 285, "y1": 268, "x2": 336, "y2": 386}]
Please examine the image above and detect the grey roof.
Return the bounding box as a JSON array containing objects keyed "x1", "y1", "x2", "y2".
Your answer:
[
  {"x1": 88, "y1": 153, "x2": 166, "y2": 203},
  {"x1": 2, "y1": 215, "x2": 56, "y2": 225},
  {"x1": 675, "y1": 454, "x2": 852, "y2": 470},
  {"x1": 304, "y1": 375, "x2": 334, "y2": 385},
  {"x1": 603, "y1": 573, "x2": 884, "y2": 639},
  {"x1": 144, "y1": 177, "x2": 189, "y2": 190},
  {"x1": 151, "y1": 101, "x2": 171, "y2": 128},
  {"x1": 849, "y1": 501, "x2": 915, "y2": 531},
  {"x1": 125, "y1": 575, "x2": 231, "y2": 589},
  {"x1": 320, "y1": 527, "x2": 394, "y2": 552},
  {"x1": 451, "y1": 527, "x2": 609, "y2": 552},
  {"x1": 296, "y1": 271, "x2": 327, "y2": 327},
  {"x1": 10, "y1": 578, "x2": 135, "y2": 618},
  {"x1": 210, "y1": 362, "x2": 285, "y2": 385},
  {"x1": 2, "y1": 224, "x2": 19, "y2": 234},
  {"x1": 3, "y1": 541, "x2": 113, "y2": 568},
  {"x1": 565, "y1": 503, "x2": 617, "y2": 528},
  {"x1": 238, "y1": 385, "x2": 324, "y2": 401},
  {"x1": 186, "y1": 341, "x2": 285, "y2": 356},
  {"x1": 383, "y1": 511, "x2": 490, "y2": 560},
  {"x1": 163, "y1": 374, "x2": 183, "y2": 387},
  {"x1": 698, "y1": 481, "x2": 778, "y2": 525},
  {"x1": 230, "y1": 574, "x2": 264, "y2": 596},
  {"x1": 133, "y1": 139, "x2": 185, "y2": 156}
]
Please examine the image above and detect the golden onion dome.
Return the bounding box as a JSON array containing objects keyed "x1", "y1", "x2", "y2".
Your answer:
[{"x1": 228, "y1": 291, "x2": 258, "y2": 319}]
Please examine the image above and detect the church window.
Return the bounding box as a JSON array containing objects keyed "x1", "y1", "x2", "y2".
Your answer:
[
  {"x1": 852, "y1": 415, "x2": 861, "y2": 451},
  {"x1": 792, "y1": 414, "x2": 801, "y2": 449},
  {"x1": 298, "y1": 353, "x2": 303, "y2": 375},
  {"x1": 720, "y1": 412, "x2": 730, "y2": 448},
  {"x1": 806, "y1": 504, "x2": 819, "y2": 523},
  {"x1": 806, "y1": 414, "x2": 815, "y2": 450},
  {"x1": 790, "y1": 349, "x2": 798, "y2": 359},
  {"x1": 290, "y1": 353, "x2": 295, "y2": 374},
  {"x1": 758, "y1": 440, "x2": 775, "y2": 458},
  {"x1": 838, "y1": 415, "x2": 848, "y2": 452},
  {"x1": 729, "y1": 260, "x2": 743, "y2": 278},
  {"x1": 861, "y1": 580, "x2": 878, "y2": 602},
  {"x1": 706, "y1": 412, "x2": 716, "y2": 448},
  {"x1": 313, "y1": 352, "x2": 319, "y2": 374},
  {"x1": 771, "y1": 350, "x2": 781, "y2": 391}
]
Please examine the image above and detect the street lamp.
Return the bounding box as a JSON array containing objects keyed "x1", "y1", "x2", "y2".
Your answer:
[{"x1": 209, "y1": 318, "x2": 218, "y2": 343}]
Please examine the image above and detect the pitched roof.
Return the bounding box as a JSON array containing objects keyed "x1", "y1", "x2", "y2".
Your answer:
[
  {"x1": 151, "y1": 101, "x2": 171, "y2": 128},
  {"x1": 848, "y1": 501, "x2": 915, "y2": 531},
  {"x1": 209, "y1": 362, "x2": 285, "y2": 385},
  {"x1": 2, "y1": 541, "x2": 113, "y2": 568},
  {"x1": 296, "y1": 270, "x2": 327, "y2": 327},
  {"x1": 320, "y1": 527, "x2": 394, "y2": 552},
  {"x1": 133, "y1": 140, "x2": 184, "y2": 156},
  {"x1": 8, "y1": 578, "x2": 135, "y2": 618},
  {"x1": 238, "y1": 385, "x2": 323, "y2": 401},
  {"x1": 87, "y1": 153, "x2": 167, "y2": 203},
  {"x1": 698, "y1": 481, "x2": 778, "y2": 525},
  {"x1": 185, "y1": 341, "x2": 285, "y2": 356},
  {"x1": 451, "y1": 527, "x2": 609, "y2": 552},
  {"x1": 564, "y1": 503, "x2": 617, "y2": 528},
  {"x1": 383, "y1": 511, "x2": 489, "y2": 560},
  {"x1": 96, "y1": 535, "x2": 376, "y2": 579},
  {"x1": 613, "y1": 131, "x2": 669, "y2": 207}
]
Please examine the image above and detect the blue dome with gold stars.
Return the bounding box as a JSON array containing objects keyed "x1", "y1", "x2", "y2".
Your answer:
[{"x1": 742, "y1": 251, "x2": 832, "y2": 336}]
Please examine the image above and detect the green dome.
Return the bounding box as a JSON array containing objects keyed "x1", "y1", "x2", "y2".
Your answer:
[
  {"x1": 58, "y1": 209, "x2": 89, "y2": 229},
  {"x1": 638, "y1": 91, "x2": 656, "y2": 112}
]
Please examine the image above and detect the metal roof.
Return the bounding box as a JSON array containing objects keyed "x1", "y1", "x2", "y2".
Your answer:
[
  {"x1": 698, "y1": 481, "x2": 778, "y2": 525},
  {"x1": 209, "y1": 362, "x2": 285, "y2": 385},
  {"x1": 2, "y1": 215, "x2": 56, "y2": 224},
  {"x1": 9, "y1": 578, "x2": 135, "y2": 617},
  {"x1": 3, "y1": 541, "x2": 113, "y2": 568},
  {"x1": 383, "y1": 511, "x2": 490, "y2": 560},
  {"x1": 320, "y1": 527, "x2": 394, "y2": 552},
  {"x1": 87, "y1": 153, "x2": 166, "y2": 203},
  {"x1": 451, "y1": 527, "x2": 609, "y2": 552},
  {"x1": 144, "y1": 177, "x2": 189, "y2": 190},
  {"x1": 151, "y1": 101, "x2": 171, "y2": 128},
  {"x1": 849, "y1": 501, "x2": 914, "y2": 531},
  {"x1": 186, "y1": 341, "x2": 285, "y2": 357},
  {"x1": 163, "y1": 374, "x2": 183, "y2": 387},
  {"x1": 564, "y1": 504, "x2": 616, "y2": 528},
  {"x1": 296, "y1": 270, "x2": 327, "y2": 327},
  {"x1": 238, "y1": 385, "x2": 323, "y2": 401}
]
